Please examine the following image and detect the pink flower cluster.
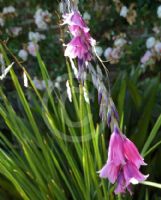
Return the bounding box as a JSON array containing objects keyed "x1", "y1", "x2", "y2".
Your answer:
[
  {"x1": 63, "y1": 11, "x2": 95, "y2": 79},
  {"x1": 99, "y1": 127, "x2": 148, "y2": 194}
]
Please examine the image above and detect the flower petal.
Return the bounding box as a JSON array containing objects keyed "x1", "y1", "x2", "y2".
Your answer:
[
  {"x1": 123, "y1": 137, "x2": 146, "y2": 168},
  {"x1": 99, "y1": 161, "x2": 120, "y2": 184},
  {"x1": 123, "y1": 161, "x2": 149, "y2": 187}
]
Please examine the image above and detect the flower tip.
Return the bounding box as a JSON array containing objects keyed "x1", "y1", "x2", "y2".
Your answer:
[
  {"x1": 142, "y1": 161, "x2": 147, "y2": 166},
  {"x1": 144, "y1": 174, "x2": 149, "y2": 179}
]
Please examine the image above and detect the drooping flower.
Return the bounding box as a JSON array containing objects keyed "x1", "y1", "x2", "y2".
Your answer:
[
  {"x1": 99, "y1": 127, "x2": 148, "y2": 194},
  {"x1": 63, "y1": 11, "x2": 95, "y2": 82},
  {"x1": 99, "y1": 128, "x2": 125, "y2": 183},
  {"x1": 63, "y1": 11, "x2": 95, "y2": 58}
]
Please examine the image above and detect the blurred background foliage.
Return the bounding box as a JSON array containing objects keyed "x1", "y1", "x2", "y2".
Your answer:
[{"x1": 0, "y1": 0, "x2": 161, "y2": 199}]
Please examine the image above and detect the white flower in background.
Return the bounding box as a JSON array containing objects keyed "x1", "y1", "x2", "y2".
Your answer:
[
  {"x1": 154, "y1": 42, "x2": 161, "y2": 53},
  {"x1": 56, "y1": 76, "x2": 63, "y2": 82},
  {"x1": 146, "y1": 37, "x2": 156, "y2": 49},
  {"x1": 141, "y1": 50, "x2": 152, "y2": 64},
  {"x1": 36, "y1": 17, "x2": 47, "y2": 30},
  {"x1": 111, "y1": 48, "x2": 121, "y2": 60},
  {"x1": 32, "y1": 77, "x2": 44, "y2": 90},
  {"x1": 18, "y1": 49, "x2": 28, "y2": 61},
  {"x1": 3, "y1": 6, "x2": 16, "y2": 14},
  {"x1": 104, "y1": 47, "x2": 113, "y2": 59},
  {"x1": 0, "y1": 17, "x2": 4, "y2": 27},
  {"x1": 95, "y1": 46, "x2": 103, "y2": 57},
  {"x1": 28, "y1": 32, "x2": 46, "y2": 43},
  {"x1": 59, "y1": 2, "x2": 64, "y2": 13},
  {"x1": 140, "y1": 64, "x2": 145, "y2": 69},
  {"x1": 157, "y1": 5, "x2": 161, "y2": 18},
  {"x1": 66, "y1": 80, "x2": 72, "y2": 102},
  {"x1": 34, "y1": 8, "x2": 52, "y2": 30},
  {"x1": 54, "y1": 82, "x2": 60, "y2": 89},
  {"x1": 83, "y1": 12, "x2": 91, "y2": 21},
  {"x1": 114, "y1": 38, "x2": 127, "y2": 48},
  {"x1": 10, "y1": 27, "x2": 22, "y2": 36},
  {"x1": 120, "y1": 6, "x2": 129, "y2": 18},
  {"x1": 27, "y1": 42, "x2": 39, "y2": 57}
]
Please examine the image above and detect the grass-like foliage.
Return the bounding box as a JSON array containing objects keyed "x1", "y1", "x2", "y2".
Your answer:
[{"x1": 0, "y1": 44, "x2": 161, "y2": 200}]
